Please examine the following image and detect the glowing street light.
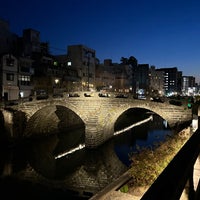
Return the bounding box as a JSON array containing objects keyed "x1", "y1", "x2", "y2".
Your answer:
[{"x1": 55, "y1": 78, "x2": 59, "y2": 84}]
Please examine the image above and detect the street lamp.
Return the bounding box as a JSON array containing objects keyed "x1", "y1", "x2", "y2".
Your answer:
[{"x1": 55, "y1": 78, "x2": 59, "y2": 85}]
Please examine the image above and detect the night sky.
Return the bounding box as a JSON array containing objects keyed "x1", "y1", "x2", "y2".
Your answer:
[{"x1": 1, "y1": 0, "x2": 200, "y2": 82}]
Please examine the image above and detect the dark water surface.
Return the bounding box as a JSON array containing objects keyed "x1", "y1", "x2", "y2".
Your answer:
[{"x1": 0, "y1": 111, "x2": 172, "y2": 199}]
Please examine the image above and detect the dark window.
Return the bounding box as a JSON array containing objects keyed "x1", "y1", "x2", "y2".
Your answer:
[
  {"x1": 6, "y1": 73, "x2": 14, "y2": 81},
  {"x1": 6, "y1": 58, "x2": 15, "y2": 66},
  {"x1": 20, "y1": 66, "x2": 30, "y2": 73}
]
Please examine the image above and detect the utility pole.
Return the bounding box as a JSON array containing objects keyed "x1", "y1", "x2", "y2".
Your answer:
[{"x1": 87, "y1": 51, "x2": 90, "y2": 91}]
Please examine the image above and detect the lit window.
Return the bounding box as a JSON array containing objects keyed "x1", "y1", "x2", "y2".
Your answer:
[{"x1": 53, "y1": 61, "x2": 58, "y2": 66}]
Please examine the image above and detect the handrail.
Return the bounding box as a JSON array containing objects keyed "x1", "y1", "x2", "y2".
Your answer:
[{"x1": 140, "y1": 127, "x2": 200, "y2": 200}]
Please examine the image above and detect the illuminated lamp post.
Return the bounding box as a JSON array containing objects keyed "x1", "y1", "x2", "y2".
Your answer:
[
  {"x1": 54, "y1": 78, "x2": 59, "y2": 93},
  {"x1": 55, "y1": 78, "x2": 59, "y2": 85}
]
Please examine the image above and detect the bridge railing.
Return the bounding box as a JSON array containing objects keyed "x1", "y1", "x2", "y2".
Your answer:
[{"x1": 140, "y1": 126, "x2": 200, "y2": 200}]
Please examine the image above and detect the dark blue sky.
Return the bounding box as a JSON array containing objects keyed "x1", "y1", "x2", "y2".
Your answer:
[{"x1": 1, "y1": 0, "x2": 200, "y2": 82}]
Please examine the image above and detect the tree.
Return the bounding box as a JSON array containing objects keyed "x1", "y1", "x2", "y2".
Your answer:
[
  {"x1": 120, "y1": 56, "x2": 138, "y2": 67},
  {"x1": 128, "y1": 56, "x2": 138, "y2": 68},
  {"x1": 120, "y1": 56, "x2": 138, "y2": 95},
  {"x1": 120, "y1": 57, "x2": 129, "y2": 65}
]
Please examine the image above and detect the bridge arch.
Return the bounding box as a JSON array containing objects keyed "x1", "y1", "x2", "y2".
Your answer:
[
  {"x1": 113, "y1": 107, "x2": 163, "y2": 132},
  {"x1": 95, "y1": 101, "x2": 191, "y2": 147},
  {"x1": 93, "y1": 105, "x2": 159, "y2": 145},
  {"x1": 24, "y1": 105, "x2": 85, "y2": 137}
]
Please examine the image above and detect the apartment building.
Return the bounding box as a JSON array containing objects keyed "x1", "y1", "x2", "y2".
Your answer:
[
  {"x1": 67, "y1": 45, "x2": 96, "y2": 91},
  {"x1": 156, "y1": 67, "x2": 182, "y2": 96},
  {"x1": 95, "y1": 59, "x2": 132, "y2": 93},
  {"x1": 0, "y1": 18, "x2": 19, "y2": 55},
  {"x1": 149, "y1": 66, "x2": 164, "y2": 96},
  {"x1": 18, "y1": 56, "x2": 34, "y2": 98},
  {"x1": 0, "y1": 54, "x2": 19, "y2": 100},
  {"x1": 23, "y1": 28, "x2": 41, "y2": 56},
  {"x1": 134, "y1": 64, "x2": 150, "y2": 97},
  {"x1": 182, "y1": 76, "x2": 196, "y2": 96}
]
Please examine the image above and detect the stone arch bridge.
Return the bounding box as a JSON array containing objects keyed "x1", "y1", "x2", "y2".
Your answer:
[{"x1": 1, "y1": 97, "x2": 192, "y2": 148}]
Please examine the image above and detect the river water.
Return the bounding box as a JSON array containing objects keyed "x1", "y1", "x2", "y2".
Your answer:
[{"x1": 0, "y1": 109, "x2": 172, "y2": 199}]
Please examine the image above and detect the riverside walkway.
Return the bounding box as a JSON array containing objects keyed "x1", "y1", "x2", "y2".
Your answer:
[{"x1": 90, "y1": 124, "x2": 200, "y2": 200}]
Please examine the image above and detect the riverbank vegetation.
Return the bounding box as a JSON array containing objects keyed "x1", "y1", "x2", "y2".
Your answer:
[{"x1": 127, "y1": 127, "x2": 191, "y2": 189}]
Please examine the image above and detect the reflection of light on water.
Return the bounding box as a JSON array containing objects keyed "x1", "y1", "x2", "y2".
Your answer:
[
  {"x1": 114, "y1": 115, "x2": 153, "y2": 136},
  {"x1": 55, "y1": 143, "x2": 85, "y2": 159},
  {"x1": 163, "y1": 120, "x2": 168, "y2": 128}
]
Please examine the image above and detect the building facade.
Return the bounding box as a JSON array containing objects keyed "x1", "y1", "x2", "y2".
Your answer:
[
  {"x1": 182, "y1": 76, "x2": 196, "y2": 96},
  {"x1": 156, "y1": 67, "x2": 182, "y2": 96},
  {"x1": 134, "y1": 64, "x2": 149, "y2": 97},
  {"x1": 0, "y1": 54, "x2": 19, "y2": 100},
  {"x1": 149, "y1": 66, "x2": 164, "y2": 97},
  {"x1": 67, "y1": 45, "x2": 96, "y2": 91},
  {"x1": 23, "y1": 28, "x2": 41, "y2": 56},
  {"x1": 18, "y1": 56, "x2": 34, "y2": 98}
]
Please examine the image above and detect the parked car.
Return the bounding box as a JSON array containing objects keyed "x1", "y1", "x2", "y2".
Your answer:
[
  {"x1": 150, "y1": 97, "x2": 164, "y2": 103},
  {"x1": 84, "y1": 93, "x2": 94, "y2": 97},
  {"x1": 68, "y1": 93, "x2": 80, "y2": 97},
  {"x1": 98, "y1": 93, "x2": 110, "y2": 97},
  {"x1": 137, "y1": 95, "x2": 146, "y2": 100},
  {"x1": 53, "y1": 93, "x2": 63, "y2": 98},
  {"x1": 36, "y1": 90, "x2": 49, "y2": 100},
  {"x1": 115, "y1": 94, "x2": 128, "y2": 98}
]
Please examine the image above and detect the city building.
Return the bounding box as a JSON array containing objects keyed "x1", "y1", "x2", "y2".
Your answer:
[
  {"x1": 120, "y1": 56, "x2": 137, "y2": 95},
  {"x1": 114, "y1": 63, "x2": 132, "y2": 93},
  {"x1": 182, "y1": 76, "x2": 196, "y2": 96},
  {"x1": 149, "y1": 66, "x2": 164, "y2": 97},
  {"x1": 23, "y1": 28, "x2": 41, "y2": 56},
  {"x1": 55, "y1": 54, "x2": 81, "y2": 92},
  {"x1": 0, "y1": 18, "x2": 19, "y2": 55},
  {"x1": 94, "y1": 59, "x2": 115, "y2": 91},
  {"x1": 96, "y1": 59, "x2": 132, "y2": 93},
  {"x1": 156, "y1": 67, "x2": 182, "y2": 96},
  {"x1": 134, "y1": 64, "x2": 149, "y2": 97},
  {"x1": 67, "y1": 44, "x2": 96, "y2": 91},
  {"x1": 0, "y1": 54, "x2": 19, "y2": 100},
  {"x1": 18, "y1": 56, "x2": 34, "y2": 98}
]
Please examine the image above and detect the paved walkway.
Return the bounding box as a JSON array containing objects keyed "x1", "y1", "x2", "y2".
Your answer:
[
  {"x1": 91, "y1": 143, "x2": 200, "y2": 200},
  {"x1": 101, "y1": 154, "x2": 200, "y2": 200},
  {"x1": 91, "y1": 115, "x2": 200, "y2": 200}
]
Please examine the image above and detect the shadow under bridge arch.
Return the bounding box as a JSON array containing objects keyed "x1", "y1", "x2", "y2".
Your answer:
[{"x1": 24, "y1": 105, "x2": 85, "y2": 138}]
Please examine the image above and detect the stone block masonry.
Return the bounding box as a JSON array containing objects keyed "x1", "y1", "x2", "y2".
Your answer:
[{"x1": 1, "y1": 96, "x2": 192, "y2": 148}]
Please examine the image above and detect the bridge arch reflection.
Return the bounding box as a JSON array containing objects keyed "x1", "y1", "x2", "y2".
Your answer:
[{"x1": 24, "y1": 105, "x2": 85, "y2": 137}]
